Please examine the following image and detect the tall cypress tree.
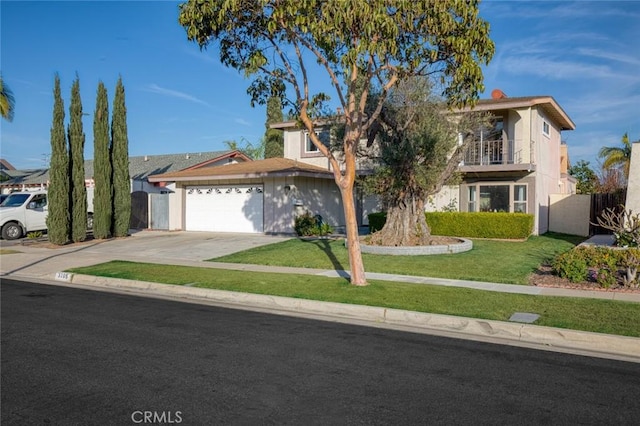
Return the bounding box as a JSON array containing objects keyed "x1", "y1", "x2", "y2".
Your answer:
[
  {"x1": 46, "y1": 74, "x2": 70, "y2": 245},
  {"x1": 264, "y1": 95, "x2": 284, "y2": 158},
  {"x1": 111, "y1": 76, "x2": 130, "y2": 237},
  {"x1": 92, "y1": 81, "x2": 112, "y2": 239},
  {"x1": 69, "y1": 76, "x2": 87, "y2": 242}
]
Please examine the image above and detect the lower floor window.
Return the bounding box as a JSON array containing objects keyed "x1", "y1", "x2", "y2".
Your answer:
[{"x1": 467, "y1": 184, "x2": 527, "y2": 213}]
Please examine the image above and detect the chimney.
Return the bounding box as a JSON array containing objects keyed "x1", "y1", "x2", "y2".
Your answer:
[
  {"x1": 491, "y1": 89, "x2": 508, "y2": 100},
  {"x1": 185, "y1": 154, "x2": 190, "y2": 159},
  {"x1": 144, "y1": 155, "x2": 148, "y2": 161}
]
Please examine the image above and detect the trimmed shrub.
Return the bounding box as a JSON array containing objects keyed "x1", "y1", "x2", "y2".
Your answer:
[
  {"x1": 552, "y1": 246, "x2": 640, "y2": 288},
  {"x1": 368, "y1": 211, "x2": 534, "y2": 239},
  {"x1": 368, "y1": 212, "x2": 387, "y2": 233},
  {"x1": 551, "y1": 247, "x2": 590, "y2": 282},
  {"x1": 294, "y1": 212, "x2": 333, "y2": 237}
]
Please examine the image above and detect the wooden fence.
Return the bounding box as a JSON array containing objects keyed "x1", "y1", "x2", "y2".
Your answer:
[{"x1": 589, "y1": 190, "x2": 627, "y2": 235}]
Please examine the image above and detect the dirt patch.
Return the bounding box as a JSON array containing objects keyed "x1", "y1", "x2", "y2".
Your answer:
[{"x1": 529, "y1": 264, "x2": 640, "y2": 293}]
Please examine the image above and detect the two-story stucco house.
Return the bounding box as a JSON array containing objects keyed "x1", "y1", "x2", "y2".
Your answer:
[
  {"x1": 149, "y1": 91, "x2": 575, "y2": 235},
  {"x1": 429, "y1": 90, "x2": 576, "y2": 234}
]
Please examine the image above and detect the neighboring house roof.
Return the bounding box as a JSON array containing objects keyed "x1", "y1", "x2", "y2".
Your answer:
[
  {"x1": 0, "y1": 150, "x2": 248, "y2": 187},
  {"x1": 0, "y1": 158, "x2": 16, "y2": 170},
  {"x1": 148, "y1": 157, "x2": 334, "y2": 182},
  {"x1": 0, "y1": 169, "x2": 49, "y2": 187},
  {"x1": 463, "y1": 96, "x2": 576, "y2": 131}
]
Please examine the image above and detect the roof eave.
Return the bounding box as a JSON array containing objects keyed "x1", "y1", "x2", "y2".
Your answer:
[{"x1": 148, "y1": 170, "x2": 334, "y2": 182}]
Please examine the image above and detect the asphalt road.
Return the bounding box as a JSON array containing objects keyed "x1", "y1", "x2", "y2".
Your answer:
[{"x1": 2, "y1": 278, "x2": 639, "y2": 425}]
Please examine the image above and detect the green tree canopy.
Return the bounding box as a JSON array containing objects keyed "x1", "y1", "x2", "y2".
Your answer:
[
  {"x1": 568, "y1": 160, "x2": 598, "y2": 194},
  {"x1": 0, "y1": 74, "x2": 15, "y2": 122},
  {"x1": 46, "y1": 74, "x2": 70, "y2": 244},
  {"x1": 69, "y1": 76, "x2": 87, "y2": 243},
  {"x1": 364, "y1": 77, "x2": 489, "y2": 246},
  {"x1": 93, "y1": 81, "x2": 112, "y2": 239},
  {"x1": 264, "y1": 95, "x2": 284, "y2": 158},
  {"x1": 224, "y1": 138, "x2": 265, "y2": 160},
  {"x1": 111, "y1": 76, "x2": 131, "y2": 238},
  {"x1": 599, "y1": 132, "x2": 633, "y2": 180},
  {"x1": 178, "y1": 0, "x2": 494, "y2": 285}
]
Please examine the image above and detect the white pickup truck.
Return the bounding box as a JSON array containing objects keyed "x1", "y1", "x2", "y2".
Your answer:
[{"x1": 0, "y1": 190, "x2": 94, "y2": 240}]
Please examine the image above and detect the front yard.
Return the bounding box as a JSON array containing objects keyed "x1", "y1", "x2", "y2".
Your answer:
[
  {"x1": 211, "y1": 232, "x2": 585, "y2": 285},
  {"x1": 68, "y1": 260, "x2": 640, "y2": 337},
  {"x1": 65, "y1": 232, "x2": 640, "y2": 337}
]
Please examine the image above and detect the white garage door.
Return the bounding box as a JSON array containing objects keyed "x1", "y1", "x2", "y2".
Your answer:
[{"x1": 185, "y1": 185, "x2": 263, "y2": 233}]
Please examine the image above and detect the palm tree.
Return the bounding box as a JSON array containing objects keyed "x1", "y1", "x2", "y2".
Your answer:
[
  {"x1": 599, "y1": 132, "x2": 632, "y2": 179},
  {"x1": 0, "y1": 75, "x2": 15, "y2": 122}
]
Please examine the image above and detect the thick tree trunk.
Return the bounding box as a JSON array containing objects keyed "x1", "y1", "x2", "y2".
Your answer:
[
  {"x1": 340, "y1": 171, "x2": 368, "y2": 286},
  {"x1": 369, "y1": 196, "x2": 430, "y2": 246}
]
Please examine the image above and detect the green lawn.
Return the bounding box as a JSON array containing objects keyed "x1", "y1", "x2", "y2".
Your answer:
[
  {"x1": 68, "y1": 260, "x2": 640, "y2": 337},
  {"x1": 211, "y1": 232, "x2": 586, "y2": 285}
]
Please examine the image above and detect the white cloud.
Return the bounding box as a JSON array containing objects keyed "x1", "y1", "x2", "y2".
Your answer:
[
  {"x1": 484, "y1": 1, "x2": 640, "y2": 21},
  {"x1": 235, "y1": 118, "x2": 251, "y2": 126},
  {"x1": 577, "y1": 48, "x2": 640, "y2": 66},
  {"x1": 142, "y1": 84, "x2": 211, "y2": 107},
  {"x1": 501, "y1": 56, "x2": 623, "y2": 81}
]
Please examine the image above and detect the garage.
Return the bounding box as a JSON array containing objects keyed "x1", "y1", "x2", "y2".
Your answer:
[{"x1": 185, "y1": 185, "x2": 264, "y2": 233}]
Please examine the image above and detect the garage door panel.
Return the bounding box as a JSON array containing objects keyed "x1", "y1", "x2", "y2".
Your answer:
[{"x1": 186, "y1": 185, "x2": 263, "y2": 233}]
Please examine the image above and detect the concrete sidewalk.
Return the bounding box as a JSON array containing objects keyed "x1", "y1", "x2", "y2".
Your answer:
[{"x1": 1, "y1": 231, "x2": 639, "y2": 362}]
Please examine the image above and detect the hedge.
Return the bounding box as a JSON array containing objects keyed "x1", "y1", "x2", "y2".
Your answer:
[{"x1": 368, "y1": 211, "x2": 534, "y2": 239}]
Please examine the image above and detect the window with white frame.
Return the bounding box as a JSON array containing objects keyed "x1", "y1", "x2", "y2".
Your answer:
[
  {"x1": 468, "y1": 186, "x2": 477, "y2": 212},
  {"x1": 542, "y1": 121, "x2": 550, "y2": 137},
  {"x1": 304, "y1": 129, "x2": 330, "y2": 153},
  {"x1": 467, "y1": 183, "x2": 527, "y2": 213},
  {"x1": 514, "y1": 185, "x2": 527, "y2": 212}
]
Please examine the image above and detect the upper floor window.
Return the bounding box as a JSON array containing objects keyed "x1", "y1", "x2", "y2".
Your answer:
[
  {"x1": 304, "y1": 129, "x2": 330, "y2": 153},
  {"x1": 542, "y1": 121, "x2": 550, "y2": 137}
]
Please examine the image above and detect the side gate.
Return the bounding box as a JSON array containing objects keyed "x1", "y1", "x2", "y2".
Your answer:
[
  {"x1": 589, "y1": 191, "x2": 627, "y2": 235},
  {"x1": 130, "y1": 191, "x2": 149, "y2": 229},
  {"x1": 149, "y1": 193, "x2": 170, "y2": 230}
]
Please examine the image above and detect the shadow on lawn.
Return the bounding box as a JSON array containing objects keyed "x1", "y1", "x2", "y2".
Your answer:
[
  {"x1": 539, "y1": 231, "x2": 587, "y2": 246},
  {"x1": 302, "y1": 238, "x2": 345, "y2": 271},
  {"x1": 524, "y1": 232, "x2": 587, "y2": 276}
]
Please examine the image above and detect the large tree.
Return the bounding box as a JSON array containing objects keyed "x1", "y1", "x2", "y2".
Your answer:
[
  {"x1": 568, "y1": 160, "x2": 598, "y2": 194},
  {"x1": 264, "y1": 95, "x2": 284, "y2": 158},
  {"x1": 93, "y1": 81, "x2": 112, "y2": 239},
  {"x1": 364, "y1": 77, "x2": 488, "y2": 246},
  {"x1": 179, "y1": 0, "x2": 494, "y2": 285},
  {"x1": 69, "y1": 77, "x2": 88, "y2": 243},
  {"x1": 111, "y1": 76, "x2": 131, "y2": 237},
  {"x1": 46, "y1": 74, "x2": 70, "y2": 245},
  {"x1": 0, "y1": 74, "x2": 15, "y2": 122},
  {"x1": 599, "y1": 132, "x2": 633, "y2": 181}
]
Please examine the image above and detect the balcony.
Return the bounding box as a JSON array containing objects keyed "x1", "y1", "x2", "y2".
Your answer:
[{"x1": 461, "y1": 139, "x2": 535, "y2": 173}]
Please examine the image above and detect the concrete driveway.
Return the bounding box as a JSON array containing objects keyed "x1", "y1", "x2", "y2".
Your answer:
[
  {"x1": 80, "y1": 230, "x2": 292, "y2": 261},
  {"x1": 0, "y1": 230, "x2": 292, "y2": 279}
]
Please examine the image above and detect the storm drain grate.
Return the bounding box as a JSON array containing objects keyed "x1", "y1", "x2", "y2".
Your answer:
[{"x1": 509, "y1": 312, "x2": 540, "y2": 323}]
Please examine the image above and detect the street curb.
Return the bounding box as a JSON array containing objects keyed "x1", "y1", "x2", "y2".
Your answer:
[{"x1": 61, "y1": 272, "x2": 640, "y2": 362}]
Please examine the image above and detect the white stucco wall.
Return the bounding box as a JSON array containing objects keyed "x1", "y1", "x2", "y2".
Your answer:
[
  {"x1": 168, "y1": 187, "x2": 183, "y2": 231},
  {"x1": 262, "y1": 177, "x2": 297, "y2": 234},
  {"x1": 425, "y1": 185, "x2": 460, "y2": 212},
  {"x1": 626, "y1": 141, "x2": 640, "y2": 214},
  {"x1": 548, "y1": 193, "x2": 591, "y2": 236}
]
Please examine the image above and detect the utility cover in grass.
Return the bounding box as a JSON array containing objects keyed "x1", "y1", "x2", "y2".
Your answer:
[{"x1": 509, "y1": 312, "x2": 540, "y2": 323}]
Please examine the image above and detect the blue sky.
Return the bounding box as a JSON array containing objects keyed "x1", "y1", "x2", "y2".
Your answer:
[{"x1": 1, "y1": 0, "x2": 639, "y2": 170}]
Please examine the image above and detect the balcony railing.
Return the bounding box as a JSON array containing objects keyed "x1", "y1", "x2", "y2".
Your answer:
[{"x1": 463, "y1": 139, "x2": 524, "y2": 166}]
